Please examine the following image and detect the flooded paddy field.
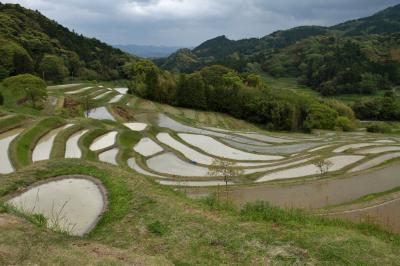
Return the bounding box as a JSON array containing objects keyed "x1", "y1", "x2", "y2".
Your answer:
[
  {"x1": 7, "y1": 176, "x2": 106, "y2": 236},
  {"x1": 4, "y1": 85, "x2": 400, "y2": 236}
]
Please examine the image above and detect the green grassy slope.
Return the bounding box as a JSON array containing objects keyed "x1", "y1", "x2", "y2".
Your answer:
[{"x1": 1, "y1": 160, "x2": 400, "y2": 265}]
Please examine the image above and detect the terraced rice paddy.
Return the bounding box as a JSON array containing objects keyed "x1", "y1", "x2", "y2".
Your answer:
[
  {"x1": 127, "y1": 158, "x2": 165, "y2": 178},
  {"x1": 114, "y1": 88, "x2": 128, "y2": 94},
  {"x1": 65, "y1": 86, "x2": 93, "y2": 95},
  {"x1": 349, "y1": 152, "x2": 400, "y2": 172},
  {"x1": 147, "y1": 152, "x2": 210, "y2": 177},
  {"x1": 99, "y1": 148, "x2": 119, "y2": 165},
  {"x1": 0, "y1": 128, "x2": 23, "y2": 174},
  {"x1": 134, "y1": 138, "x2": 163, "y2": 157},
  {"x1": 124, "y1": 122, "x2": 147, "y2": 131},
  {"x1": 7, "y1": 176, "x2": 106, "y2": 236},
  {"x1": 109, "y1": 94, "x2": 123, "y2": 103},
  {"x1": 157, "y1": 133, "x2": 213, "y2": 165},
  {"x1": 178, "y1": 133, "x2": 284, "y2": 161},
  {"x1": 65, "y1": 129, "x2": 89, "y2": 158},
  {"x1": 90, "y1": 131, "x2": 118, "y2": 151},
  {"x1": 32, "y1": 124, "x2": 73, "y2": 162},
  {"x1": 86, "y1": 107, "x2": 115, "y2": 121},
  {"x1": 2, "y1": 83, "x2": 400, "y2": 235},
  {"x1": 357, "y1": 146, "x2": 400, "y2": 154},
  {"x1": 93, "y1": 91, "x2": 113, "y2": 100},
  {"x1": 255, "y1": 155, "x2": 365, "y2": 182}
]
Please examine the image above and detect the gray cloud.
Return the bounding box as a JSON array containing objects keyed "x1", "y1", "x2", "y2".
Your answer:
[{"x1": 3, "y1": 0, "x2": 399, "y2": 46}]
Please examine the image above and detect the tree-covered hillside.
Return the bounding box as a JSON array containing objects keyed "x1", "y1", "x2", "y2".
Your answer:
[
  {"x1": 159, "y1": 4, "x2": 400, "y2": 75},
  {"x1": 0, "y1": 3, "x2": 134, "y2": 82}
]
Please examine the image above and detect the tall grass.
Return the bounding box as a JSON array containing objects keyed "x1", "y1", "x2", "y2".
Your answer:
[
  {"x1": 240, "y1": 201, "x2": 400, "y2": 245},
  {"x1": 0, "y1": 114, "x2": 27, "y2": 133}
]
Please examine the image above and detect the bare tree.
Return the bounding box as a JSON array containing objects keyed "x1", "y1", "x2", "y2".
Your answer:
[
  {"x1": 208, "y1": 159, "x2": 243, "y2": 202},
  {"x1": 313, "y1": 158, "x2": 333, "y2": 176}
]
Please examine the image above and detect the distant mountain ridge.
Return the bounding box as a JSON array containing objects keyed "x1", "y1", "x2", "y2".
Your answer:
[
  {"x1": 114, "y1": 44, "x2": 183, "y2": 58},
  {"x1": 159, "y1": 4, "x2": 400, "y2": 72}
]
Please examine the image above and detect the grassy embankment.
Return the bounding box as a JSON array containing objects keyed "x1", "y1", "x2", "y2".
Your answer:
[{"x1": 1, "y1": 160, "x2": 400, "y2": 265}]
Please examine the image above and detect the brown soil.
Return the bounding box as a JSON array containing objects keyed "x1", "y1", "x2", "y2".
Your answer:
[{"x1": 112, "y1": 105, "x2": 135, "y2": 121}]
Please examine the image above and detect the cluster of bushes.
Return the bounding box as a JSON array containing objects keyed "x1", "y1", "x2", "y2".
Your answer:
[
  {"x1": 127, "y1": 62, "x2": 355, "y2": 132},
  {"x1": 366, "y1": 122, "x2": 392, "y2": 133},
  {"x1": 261, "y1": 35, "x2": 400, "y2": 96},
  {"x1": 353, "y1": 91, "x2": 400, "y2": 121}
]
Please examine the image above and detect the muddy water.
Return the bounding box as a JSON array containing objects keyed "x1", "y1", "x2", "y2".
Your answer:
[
  {"x1": 324, "y1": 198, "x2": 400, "y2": 234},
  {"x1": 32, "y1": 124, "x2": 73, "y2": 162},
  {"x1": 86, "y1": 107, "x2": 116, "y2": 121},
  {"x1": 7, "y1": 176, "x2": 106, "y2": 236},
  {"x1": 0, "y1": 128, "x2": 23, "y2": 174},
  {"x1": 114, "y1": 88, "x2": 129, "y2": 94},
  {"x1": 124, "y1": 122, "x2": 147, "y2": 131},
  {"x1": 65, "y1": 129, "x2": 89, "y2": 158},
  {"x1": 197, "y1": 164, "x2": 400, "y2": 209},
  {"x1": 133, "y1": 138, "x2": 163, "y2": 157},
  {"x1": 90, "y1": 131, "x2": 118, "y2": 151},
  {"x1": 127, "y1": 158, "x2": 165, "y2": 178},
  {"x1": 109, "y1": 94, "x2": 123, "y2": 103},
  {"x1": 135, "y1": 113, "x2": 278, "y2": 146},
  {"x1": 159, "y1": 179, "x2": 233, "y2": 187},
  {"x1": 98, "y1": 148, "x2": 119, "y2": 165},
  {"x1": 147, "y1": 152, "x2": 210, "y2": 177},
  {"x1": 178, "y1": 133, "x2": 284, "y2": 161},
  {"x1": 221, "y1": 139, "x2": 320, "y2": 155}
]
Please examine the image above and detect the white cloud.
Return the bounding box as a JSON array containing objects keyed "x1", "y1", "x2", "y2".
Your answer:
[{"x1": 119, "y1": 0, "x2": 225, "y2": 19}]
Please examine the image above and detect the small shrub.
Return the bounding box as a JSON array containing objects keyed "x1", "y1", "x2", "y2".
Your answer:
[
  {"x1": 335, "y1": 116, "x2": 354, "y2": 131},
  {"x1": 146, "y1": 220, "x2": 167, "y2": 236},
  {"x1": 366, "y1": 122, "x2": 391, "y2": 133},
  {"x1": 30, "y1": 213, "x2": 47, "y2": 228}
]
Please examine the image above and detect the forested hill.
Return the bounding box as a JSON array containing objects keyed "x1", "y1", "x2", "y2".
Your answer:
[
  {"x1": 159, "y1": 4, "x2": 400, "y2": 73},
  {"x1": 0, "y1": 3, "x2": 134, "y2": 82},
  {"x1": 332, "y1": 3, "x2": 400, "y2": 36}
]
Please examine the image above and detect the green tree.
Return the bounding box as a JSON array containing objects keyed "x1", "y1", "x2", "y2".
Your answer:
[
  {"x1": 3, "y1": 74, "x2": 47, "y2": 108},
  {"x1": 39, "y1": 55, "x2": 68, "y2": 83},
  {"x1": 177, "y1": 73, "x2": 207, "y2": 109},
  {"x1": 0, "y1": 40, "x2": 34, "y2": 77},
  {"x1": 304, "y1": 103, "x2": 338, "y2": 131},
  {"x1": 358, "y1": 73, "x2": 380, "y2": 94},
  {"x1": 244, "y1": 73, "x2": 263, "y2": 88}
]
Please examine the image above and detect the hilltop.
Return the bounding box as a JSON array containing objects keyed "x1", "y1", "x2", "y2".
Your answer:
[
  {"x1": 159, "y1": 4, "x2": 400, "y2": 73},
  {"x1": 0, "y1": 3, "x2": 134, "y2": 82}
]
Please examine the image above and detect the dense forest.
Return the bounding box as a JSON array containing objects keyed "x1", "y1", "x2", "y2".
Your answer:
[
  {"x1": 159, "y1": 4, "x2": 400, "y2": 74},
  {"x1": 125, "y1": 62, "x2": 355, "y2": 132},
  {"x1": 0, "y1": 3, "x2": 134, "y2": 82},
  {"x1": 156, "y1": 4, "x2": 400, "y2": 121}
]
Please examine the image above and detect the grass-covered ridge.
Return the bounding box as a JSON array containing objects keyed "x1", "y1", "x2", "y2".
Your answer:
[{"x1": 1, "y1": 160, "x2": 400, "y2": 265}]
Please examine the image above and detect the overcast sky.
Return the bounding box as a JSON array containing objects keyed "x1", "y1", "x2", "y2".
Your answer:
[{"x1": 3, "y1": 0, "x2": 400, "y2": 47}]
